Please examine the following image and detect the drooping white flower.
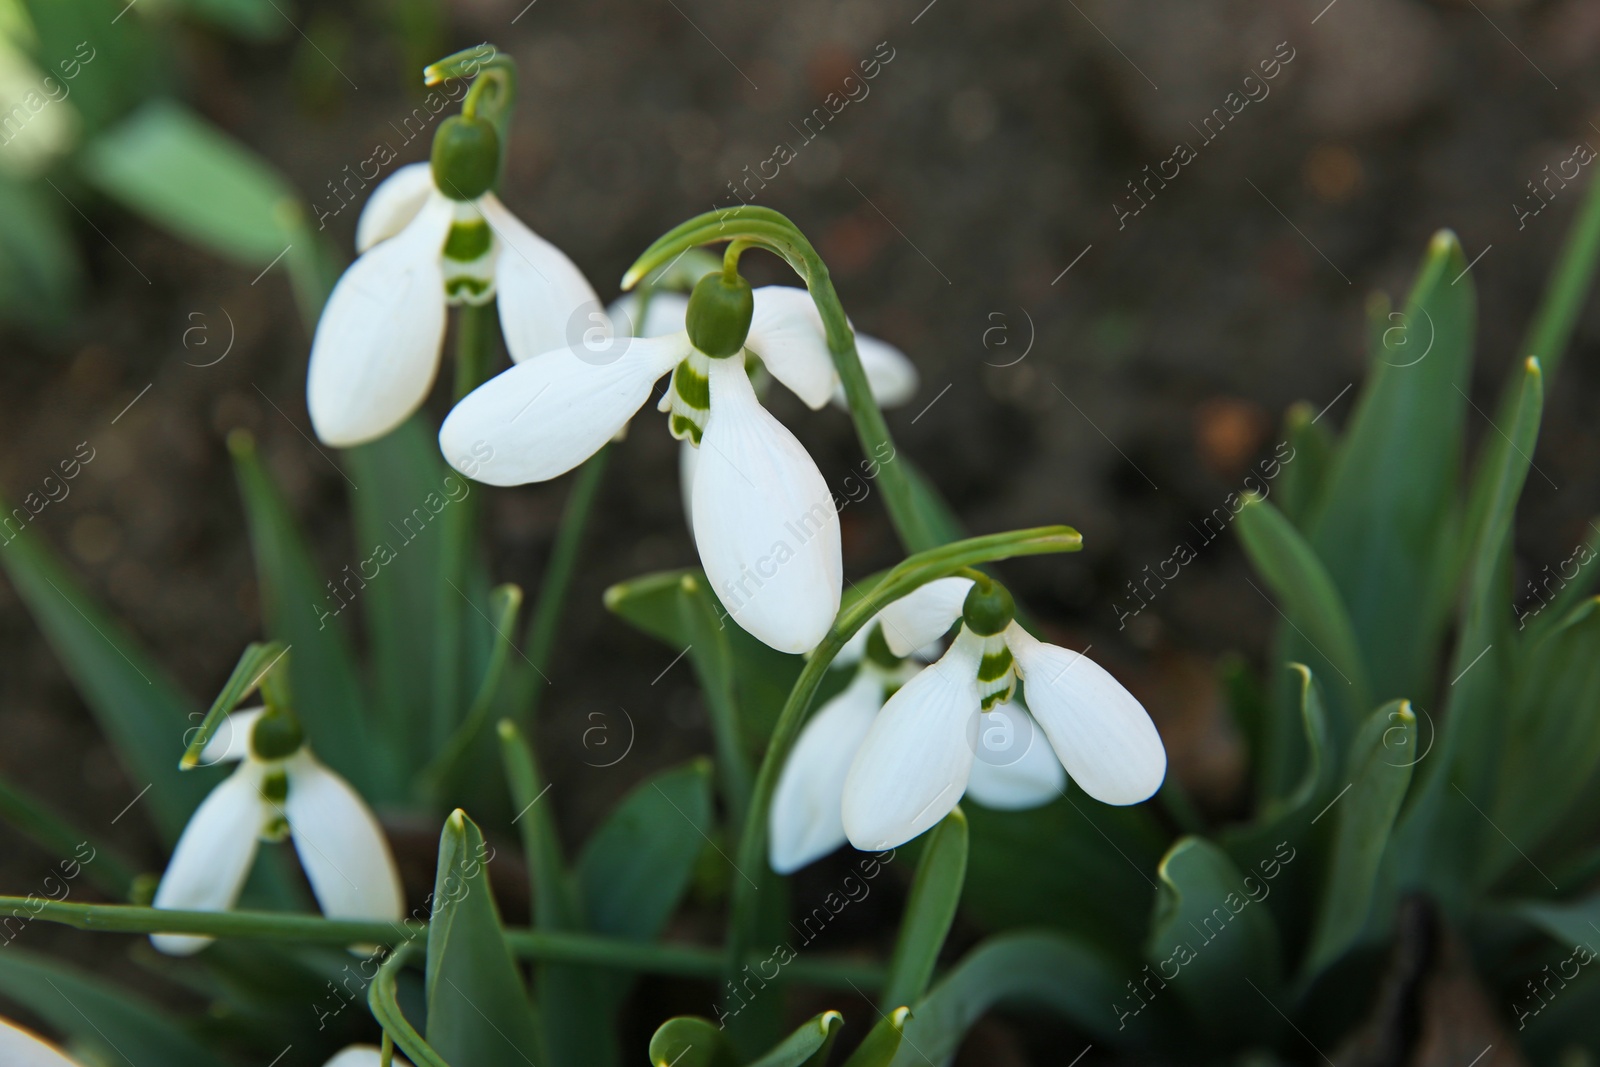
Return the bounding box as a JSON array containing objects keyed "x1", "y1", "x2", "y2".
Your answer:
[
  {"x1": 840, "y1": 576, "x2": 1166, "y2": 851},
  {"x1": 307, "y1": 115, "x2": 601, "y2": 447},
  {"x1": 0, "y1": 1016, "x2": 82, "y2": 1067},
  {"x1": 768, "y1": 581, "x2": 1064, "y2": 873},
  {"x1": 150, "y1": 708, "x2": 404, "y2": 956},
  {"x1": 324, "y1": 1046, "x2": 412, "y2": 1067},
  {"x1": 442, "y1": 271, "x2": 855, "y2": 654}
]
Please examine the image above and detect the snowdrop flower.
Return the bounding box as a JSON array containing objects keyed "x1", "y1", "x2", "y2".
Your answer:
[
  {"x1": 442, "y1": 270, "x2": 847, "y2": 654},
  {"x1": 308, "y1": 115, "x2": 600, "y2": 447},
  {"x1": 0, "y1": 1016, "x2": 82, "y2": 1067},
  {"x1": 841, "y1": 574, "x2": 1167, "y2": 851},
  {"x1": 151, "y1": 707, "x2": 403, "y2": 955},
  {"x1": 768, "y1": 580, "x2": 1065, "y2": 873},
  {"x1": 325, "y1": 1046, "x2": 412, "y2": 1067}
]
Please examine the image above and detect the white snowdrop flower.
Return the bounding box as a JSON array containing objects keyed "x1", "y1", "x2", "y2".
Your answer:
[
  {"x1": 307, "y1": 115, "x2": 601, "y2": 447},
  {"x1": 150, "y1": 708, "x2": 404, "y2": 956},
  {"x1": 841, "y1": 575, "x2": 1166, "y2": 851},
  {"x1": 324, "y1": 1046, "x2": 412, "y2": 1067},
  {"x1": 442, "y1": 270, "x2": 846, "y2": 654},
  {"x1": 0, "y1": 1015, "x2": 82, "y2": 1067},
  {"x1": 769, "y1": 580, "x2": 1065, "y2": 873}
]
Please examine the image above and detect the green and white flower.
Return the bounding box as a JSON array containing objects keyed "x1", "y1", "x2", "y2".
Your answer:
[
  {"x1": 840, "y1": 575, "x2": 1167, "y2": 851},
  {"x1": 325, "y1": 1046, "x2": 412, "y2": 1067},
  {"x1": 150, "y1": 708, "x2": 403, "y2": 956},
  {"x1": 307, "y1": 116, "x2": 600, "y2": 447}
]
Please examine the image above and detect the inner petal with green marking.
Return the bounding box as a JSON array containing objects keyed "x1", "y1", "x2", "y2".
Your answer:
[
  {"x1": 661, "y1": 349, "x2": 712, "y2": 446},
  {"x1": 975, "y1": 631, "x2": 1016, "y2": 710},
  {"x1": 441, "y1": 202, "x2": 497, "y2": 307}
]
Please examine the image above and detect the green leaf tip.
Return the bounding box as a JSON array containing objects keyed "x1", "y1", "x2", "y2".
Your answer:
[
  {"x1": 225, "y1": 428, "x2": 255, "y2": 457},
  {"x1": 496, "y1": 719, "x2": 518, "y2": 741},
  {"x1": 1428, "y1": 228, "x2": 1462, "y2": 258},
  {"x1": 820, "y1": 1009, "x2": 844, "y2": 1031},
  {"x1": 890, "y1": 1006, "x2": 911, "y2": 1028}
]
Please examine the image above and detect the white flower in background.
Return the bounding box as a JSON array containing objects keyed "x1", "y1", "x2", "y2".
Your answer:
[
  {"x1": 442, "y1": 271, "x2": 865, "y2": 654},
  {"x1": 841, "y1": 575, "x2": 1167, "y2": 851},
  {"x1": 0, "y1": 1015, "x2": 82, "y2": 1067},
  {"x1": 307, "y1": 115, "x2": 600, "y2": 447},
  {"x1": 768, "y1": 579, "x2": 1063, "y2": 873},
  {"x1": 324, "y1": 1046, "x2": 412, "y2": 1067},
  {"x1": 150, "y1": 708, "x2": 404, "y2": 956}
]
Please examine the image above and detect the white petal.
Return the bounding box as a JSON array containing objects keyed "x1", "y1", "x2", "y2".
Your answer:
[
  {"x1": 324, "y1": 1047, "x2": 412, "y2": 1067},
  {"x1": 744, "y1": 286, "x2": 839, "y2": 410},
  {"x1": 769, "y1": 672, "x2": 883, "y2": 874},
  {"x1": 679, "y1": 436, "x2": 699, "y2": 532},
  {"x1": 964, "y1": 701, "x2": 1066, "y2": 810},
  {"x1": 284, "y1": 753, "x2": 404, "y2": 923},
  {"x1": 196, "y1": 707, "x2": 264, "y2": 766},
  {"x1": 841, "y1": 333, "x2": 919, "y2": 409},
  {"x1": 439, "y1": 335, "x2": 689, "y2": 485},
  {"x1": 841, "y1": 631, "x2": 982, "y2": 850},
  {"x1": 694, "y1": 357, "x2": 841, "y2": 653},
  {"x1": 0, "y1": 1018, "x2": 82, "y2": 1067},
  {"x1": 480, "y1": 195, "x2": 604, "y2": 364},
  {"x1": 877, "y1": 576, "x2": 973, "y2": 658},
  {"x1": 355, "y1": 162, "x2": 435, "y2": 253},
  {"x1": 151, "y1": 762, "x2": 265, "y2": 955},
  {"x1": 608, "y1": 291, "x2": 690, "y2": 339},
  {"x1": 308, "y1": 195, "x2": 452, "y2": 448},
  {"x1": 1007, "y1": 625, "x2": 1166, "y2": 805}
]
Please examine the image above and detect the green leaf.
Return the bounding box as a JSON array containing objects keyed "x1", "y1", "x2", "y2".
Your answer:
[
  {"x1": 158, "y1": 0, "x2": 284, "y2": 39},
  {"x1": 647, "y1": 1016, "x2": 739, "y2": 1067},
  {"x1": 0, "y1": 486, "x2": 208, "y2": 840},
  {"x1": 80, "y1": 100, "x2": 302, "y2": 265},
  {"x1": 425, "y1": 810, "x2": 542, "y2": 1067},
  {"x1": 899, "y1": 456, "x2": 965, "y2": 547},
  {"x1": 0, "y1": 176, "x2": 78, "y2": 329},
  {"x1": 369, "y1": 942, "x2": 451, "y2": 1067},
  {"x1": 1236, "y1": 495, "x2": 1370, "y2": 723},
  {"x1": 891, "y1": 932, "x2": 1136, "y2": 1064},
  {"x1": 422, "y1": 585, "x2": 523, "y2": 794},
  {"x1": 837, "y1": 1008, "x2": 910, "y2": 1067},
  {"x1": 1517, "y1": 152, "x2": 1600, "y2": 389},
  {"x1": 881, "y1": 808, "x2": 967, "y2": 1012},
  {"x1": 229, "y1": 431, "x2": 382, "y2": 796},
  {"x1": 180, "y1": 640, "x2": 285, "y2": 768},
  {"x1": 748, "y1": 1011, "x2": 843, "y2": 1067},
  {"x1": 0, "y1": 946, "x2": 229, "y2": 1067},
  {"x1": 1303, "y1": 700, "x2": 1416, "y2": 980},
  {"x1": 1223, "y1": 664, "x2": 1336, "y2": 858},
  {"x1": 1309, "y1": 231, "x2": 1475, "y2": 703},
  {"x1": 1274, "y1": 400, "x2": 1334, "y2": 530},
  {"x1": 1147, "y1": 837, "x2": 1282, "y2": 1040},
  {"x1": 678, "y1": 572, "x2": 753, "y2": 823},
  {"x1": 0, "y1": 775, "x2": 137, "y2": 897},
  {"x1": 1520, "y1": 519, "x2": 1600, "y2": 643}
]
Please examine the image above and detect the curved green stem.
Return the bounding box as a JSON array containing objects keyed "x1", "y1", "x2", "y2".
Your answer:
[
  {"x1": 369, "y1": 942, "x2": 452, "y2": 1067},
  {"x1": 722, "y1": 526, "x2": 1082, "y2": 982},
  {"x1": 425, "y1": 46, "x2": 516, "y2": 184},
  {"x1": 624, "y1": 207, "x2": 939, "y2": 554}
]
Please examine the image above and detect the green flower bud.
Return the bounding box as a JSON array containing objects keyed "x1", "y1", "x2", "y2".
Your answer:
[
  {"x1": 431, "y1": 115, "x2": 500, "y2": 201},
  {"x1": 251, "y1": 709, "x2": 304, "y2": 761},
  {"x1": 686, "y1": 271, "x2": 754, "y2": 358},
  {"x1": 961, "y1": 577, "x2": 1015, "y2": 636}
]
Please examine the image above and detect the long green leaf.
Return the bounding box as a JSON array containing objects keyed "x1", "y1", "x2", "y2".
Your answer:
[
  {"x1": 369, "y1": 943, "x2": 451, "y2": 1067},
  {"x1": 1275, "y1": 400, "x2": 1335, "y2": 530},
  {"x1": 1303, "y1": 700, "x2": 1416, "y2": 980},
  {"x1": 0, "y1": 775, "x2": 137, "y2": 898},
  {"x1": 424, "y1": 810, "x2": 542, "y2": 1067},
  {"x1": 179, "y1": 640, "x2": 284, "y2": 768},
  {"x1": 422, "y1": 585, "x2": 523, "y2": 795},
  {"x1": 647, "y1": 1017, "x2": 739, "y2": 1067},
  {"x1": 0, "y1": 946, "x2": 228, "y2": 1067},
  {"x1": 679, "y1": 572, "x2": 753, "y2": 824},
  {"x1": 748, "y1": 1011, "x2": 843, "y2": 1067},
  {"x1": 837, "y1": 1009, "x2": 910, "y2": 1067},
  {"x1": 881, "y1": 808, "x2": 967, "y2": 1012}
]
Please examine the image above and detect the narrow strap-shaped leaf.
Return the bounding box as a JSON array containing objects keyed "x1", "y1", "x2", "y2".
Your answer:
[
  {"x1": 1303, "y1": 700, "x2": 1416, "y2": 982},
  {"x1": 837, "y1": 1008, "x2": 910, "y2": 1067},
  {"x1": 1520, "y1": 518, "x2": 1600, "y2": 643},
  {"x1": 369, "y1": 942, "x2": 453, "y2": 1067},
  {"x1": 1146, "y1": 837, "x2": 1283, "y2": 1041},
  {"x1": 1274, "y1": 400, "x2": 1334, "y2": 530},
  {"x1": 1235, "y1": 495, "x2": 1371, "y2": 722},
  {"x1": 229, "y1": 430, "x2": 382, "y2": 796},
  {"x1": 679, "y1": 572, "x2": 753, "y2": 825},
  {"x1": 0, "y1": 488, "x2": 207, "y2": 840},
  {"x1": 180, "y1": 640, "x2": 284, "y2": 768},
  {"x1": 880, "y1": 807, "x2": 967, "y2": 1013},
  {"x1": 424, "y1": 810, "x2": 542, "y2": 1067},
  {"x1": 647, "y1": 1017, "x2": 739, "y2": 1067},
  {"x1": 420, "y1": 585, "x2": 523, "y2": 794},
  {"x1": 1222, "y1": 664, "x2": 1336, "y2": 860},
  {"x1": 0, "y1": 946, "x2": 229, "y2": 1067},
  {"x1": 0, "y1": 774, "x2": 137, "y2": 897},
  {"x1": 748, "y1": 1011, "x2": 843, "y2": 1067}
]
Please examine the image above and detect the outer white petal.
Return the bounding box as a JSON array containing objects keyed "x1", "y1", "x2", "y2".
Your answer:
[
  {"x1": 308, "y1": 195, "x2": 453, "y2": 448},
  {"x1": 439, "y1": 335, "x2": 689, "y2": 485},
  {"x1": 0, "y1": 1018, "x2": 83, "y2": 1067},
  {"x1": 694, "y1": 357, "x2": 841, "y2": 653},
  {"x1": 841, "y1": 631, "x2": 982, "y2": 850},
  {"x1": 197, "y1": 707, "x2": 265, "y2": 766},
  {"x1": 876, "y1": 576, "x2": 973, "y2": 658},
  {"x1": 744, "y1": 286, "x2": 839, "y2": 410},
  {"x1": 283, "y1": 753, "x2": 404, "y2": 923},
  {"x1": 481, "y1": 194, "x2": 604, "y2": 364},
  {"x1": 965, "y1": 701, "x2": 1066, "y2": 810},
  {"x1": 1007, "y1": 625, "x2": 1166, "y2": 805},
  {"x1": 355, "y1": 162, "x2": 435, "y2": 253},
  {"x1": 608, "y1": 291, "x2": 690, "y2": 339},
  {"x1": 324, "y1": 1046, "x2": 413, "y2": 1067},
  {"x1": 679, "y1": 436, "x2": 698, "y2": 531},
  {"x1": 840, "y1": 333, "x2": 919, "y2": 409},
  {"x1": 769, "y1": 672, "x2": 884, "y2": 874},
  {"x1": 151, "y1": 762, "x2": 266, "y2": 955}
]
